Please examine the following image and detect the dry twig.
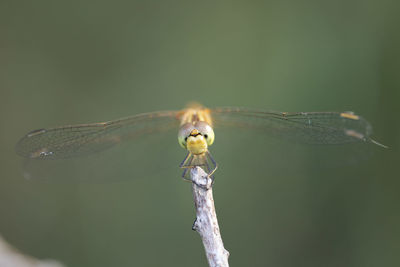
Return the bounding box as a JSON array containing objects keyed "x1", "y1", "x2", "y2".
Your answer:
[{"x1": 190, "y1": 167, "x2": 229, "y2": 267}]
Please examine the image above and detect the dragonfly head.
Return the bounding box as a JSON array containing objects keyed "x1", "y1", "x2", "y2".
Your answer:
[{"x1": 178, "y1": 121, "x2": 215, "y2": 155}]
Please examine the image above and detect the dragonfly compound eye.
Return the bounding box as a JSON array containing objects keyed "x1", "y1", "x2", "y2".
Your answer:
[
  {"x1": 178, "y1": 123, "x2": 195, "y2": 149},
  {"x1": 194, "y1": 121, "x2": 215, "y2": 146}
]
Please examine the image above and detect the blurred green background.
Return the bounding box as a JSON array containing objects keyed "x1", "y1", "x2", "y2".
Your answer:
[{"x1": 1, "y1": 0, "x2": 399, "y2": 266}]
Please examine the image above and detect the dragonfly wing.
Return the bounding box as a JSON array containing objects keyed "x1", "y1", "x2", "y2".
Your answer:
[
  {"x1": 211, "y1": 107, "x2": 375, "y2": 145},
  {"x1": 16, "y1": 110, "x2": 180, "y2": 159}
]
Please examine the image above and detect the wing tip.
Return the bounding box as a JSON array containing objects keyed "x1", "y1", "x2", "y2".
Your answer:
[{"x1": 369, "y1": 138, "x2": 388, "y2": 148}]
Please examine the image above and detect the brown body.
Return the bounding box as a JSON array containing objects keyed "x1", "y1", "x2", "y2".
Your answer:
[{"x1": 176, "y1": 103, "x2": 213, "y2": 127}]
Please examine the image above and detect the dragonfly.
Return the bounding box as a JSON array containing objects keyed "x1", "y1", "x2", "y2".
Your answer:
[{"x1": 15, "y1": 102, "x2": 385, "y2": 184}]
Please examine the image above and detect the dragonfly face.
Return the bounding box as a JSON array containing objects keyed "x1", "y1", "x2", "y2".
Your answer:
[{"x1": 178, "y1": 121, "x2": 215, "y2": 155}]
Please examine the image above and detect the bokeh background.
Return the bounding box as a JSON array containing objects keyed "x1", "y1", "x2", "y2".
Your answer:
[{"x1": 1, "y1": 1, "x2": 399, "y2": 266}]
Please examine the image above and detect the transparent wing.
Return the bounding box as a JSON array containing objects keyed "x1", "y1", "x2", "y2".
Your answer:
[
  {"x1": 16, "y1": 110, "x2": 180, "y2": 159},
  {"x1": 211, "y1": 107, "x2": 377, "y2": 145}
]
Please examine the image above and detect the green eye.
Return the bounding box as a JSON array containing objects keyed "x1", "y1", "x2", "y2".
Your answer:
[
  {"x1": 194, "y1": 122, "x2": 215, "y2": 146},
  {"x1": 178, "y1": 123, "x2": 194, "y2": 148}
]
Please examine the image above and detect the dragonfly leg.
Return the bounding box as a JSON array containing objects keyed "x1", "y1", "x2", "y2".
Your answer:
[
  {"x1": 206, "y1": 151, "x2": 218, "y2": 187},
  {"x1": 180, "y1": 152, "x2": 193, "y2": 177},
  {"x1": 179, "y1": 152, "x2": 191, "y2": 169},
  {"x1": 181, "y1": 165, "x2": 209, "y2": 188},
  {"x1": 179, "y1": 151, "x2": 217, "y2": 189},
  {"x1": 180, "y1": 152, "x2": 194, "y2": 182}
]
